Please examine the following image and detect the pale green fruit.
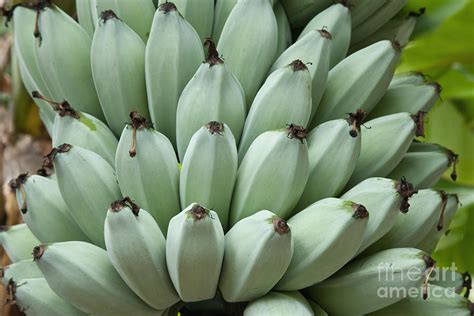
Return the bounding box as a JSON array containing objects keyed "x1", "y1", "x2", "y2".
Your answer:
[
  {"x1": 0, "y1": 224, "x2": 40, "y2": 263},
  {"x1": 244, "y1": 291, "x2": 314, "y2": 316}
]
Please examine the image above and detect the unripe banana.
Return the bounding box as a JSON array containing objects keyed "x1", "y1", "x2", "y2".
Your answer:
[
  {"x1": 368, "y1": 284, "x2": 473, "y2": 316},
  {"x1": 11, "y1": 174, "x2": 89, "y2": 243},
  {"x1": 280, "y1": 0, "x2": 332, "y2": 28},
  {"x1": 0, "y1": 224, "x2": 39, "y2": 262},
  {"x1": 238, "y1": 60, "x2": 312, "y2": 160},
  {"x1": 1, "y1": 260, "x2": 42, "y2": 284},
  {"x1": 91, "y1": 10, "x2": 150, "y2": 137},
  {"x1": 115, "y1": 113, "x2": 181, "y2": 233},
  {"x1": 308, "y1": 300, "x2": 328, "y2": 316},
  {"x1": 297, "y1": 3, "x2": 351, "y2": 67},
  {"x1": 158, "y1": 0, "x2": 214, "y2": 41},
  {"x1": 176, "y1": 41, "x2": 246, "y2": 160},
  {"x1": 270, "y1": 29, "x2": 331, "y2": 121},
  {"x1": 365, "y1": 189, "x2": 448, "y2": 254},
  {"x1": 390, "y1": 71, "x2": 428, "y2": 87},
  {"x1": 296, "y1": 111, "x2": 364, "y2": 211},
  {"x1": 217, "y1": 0, "x2": 278, "y2": 106},
  {"x1": 145, "y1": 2, "x2": 204, "y2": 145},
  {"x1": 431, "y1": 270, "x2": 469, "y2": 294},
  {"x1": 33, "y1": 4, "x2": 104, "y2": 120},
  {"x1": 388, "y1": 142, "x2": 458, "y2": 189},
  {"x1": 243, "y1": 291, "x2": 314, "y2": 316},
  {"x1": 351, "y1": 0, "x2": 408, "y2": 45},
  {"x1": 33, "y1": 242, "x2": 161, "y2": 315},
  {"x1": 341, "y1": 177, "x2": 418, "y2": 254},
  {"x1": 76, "y1": 0, "x2": 97, "y2": 36},
  {"x1": 274, "y1": 1, "x2": 292, "y2": 56},
  {"x1": 368, "y1": 81, "x2": 441, "y2": 119},
  {"x1": 276, "y1": 198, "x2": 369, "y2": 291},
  {"x1": 346, "y1": 112, "x2": 426, "y2": 188},
  {"x1": 313, "y1": 40, "x2": 401, "y2": 125},
  {"x1": 350, "y1": 0, "x2": 388, "y2": 28},
  {"x1": 305, "y1": 248, "x2": 436, "y2": 315},
  {"x1": 212, "y1": 0, "x2": 237, "y2": 42},
  {"x1": 230, "y1": 126, "x2": 309, "y2": 225},
  {"x1": 4, "y1": 278, "x2": 87, "y2": 316},
  {"x1": 219, "y1": 210, "x2": 293, "y2": 302},
  {"x1": 417, "y1": 194, "x2": 460, "y2": 254},
  {"x1": 180, "y1": 123, "x2": 238, "y2": 231},
  {"x1": 104, "y1": 198, "x2": 180, "y2": 310},
  {"x1": 52, "y1": 144, "x2": 122, "y2": 247},
  {"x1": 166, "y1": 204, "x2": 225, "y2": 302},
  {"x1": 94, "y1": 0, "x2": 156, "y2": 42}
]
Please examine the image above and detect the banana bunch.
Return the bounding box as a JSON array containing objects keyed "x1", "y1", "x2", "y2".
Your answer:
[{"x1": 2, "y1": 0, "x2": 469, "y2": 315}]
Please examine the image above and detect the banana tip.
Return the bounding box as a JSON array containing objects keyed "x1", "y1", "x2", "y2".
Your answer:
[{"x1": 33, "y1": 245, "x2": 47, "y2": 261}]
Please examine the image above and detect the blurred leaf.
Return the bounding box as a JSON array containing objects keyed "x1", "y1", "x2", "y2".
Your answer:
[{"x1": 438, "y1": 64, "x2": 474, "y2": 100}]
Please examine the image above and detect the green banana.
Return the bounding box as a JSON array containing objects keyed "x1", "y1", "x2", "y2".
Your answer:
[
  {"x1": 33, "y1": 242, "x2": 161, "y2": 315},
  {"x1": 297, "y1": 3, "x2": 351, "y2": 67},
  {"x1": 179, "y1": 123, "x2": 238, "y2": 231},
  {"x1": 274, "y1": 1, "x2": 292, "y2": 56},
  {"x1": 230, "y1": 126, "x2": 309, "y2": 225},
  {"x1": 368, "y1": 81, "x2": 441, "y2": 119},
  {"x1": 305, "y1": 248, "x2": 436, "y2": 315},
  {"x1": 145, "y1": 2, "x2": 204, "y2": 145},
  {"x1": 115, "y1": 112, "x2": 181, "y2": 233},
  {"x1": 346, "y1": 112, "x2": 426, "y2": 188},
  {"x1": 0, "y1": 224, "x2": 40, "y2": 262},
  {"x1": 4, "y1": 278, "x2": 87, "y2": 316},
  {"x1": 351, "y1": 0, "x2": 408, "y2": 45},
  {"x1": 276, "y1": 198, "x2": 369, "y2": 291},
  {"x1": 219, "y1": 210, "x2": 293, "y2": 302},
  {"x1": 341, "y1": 177, "x2": 418, "y2": 254},
  {"x1": 212, "y1": 0, "x2": 237, "y2": 42},
  {"x1": 431, "y1": 270, "x2": 470, "y2": 294},
  {"x1": 365, "y1": 189, "x2": 447, "y2": 254},
  {"x1": 166, "y1": 204, "x2": 225, "y2": 302},
  {"x1": 243, "y1": 291, "x2": 314, "y2": 316},
  {"x1": 270, "y1": 29, "x2": 331, "y2": 121},
  {"x1": 104, "y1": 198, "x2": 180, "y2": 310},
  {"x1": 176, "y1": 40, "x2": 246, "y2": 161},
  {"x1": 390, "y1": 71, "x2": 428, "y2": 87},
  {"x1": 33, "y1": 4, "x2": 104, "y2": 120},
  {"x1": 158, "y1": 0, "x2": 214, "y2": 40},
  {"x1": 368, "y1": 284, "x2": 473, "y2": 316},
  {"x1": 11, "y1": 174, "x2": 89, "y2": 243},
  {"x1": 91, "y1": 10, "x2": 150, "y2": 137},
  {"x1": 417, "y1": 193, "x2": 460, "y2": 254},
  {"x1": 296, "y1": 111, "x2": 364, "y2": 211},
  {"x1": 280, "y1": 0, "x2": 332, "y2": 28},
  {"x1": 238, "y1": 60, "x2": 312, "y2": 161},
  {"x1": 388, "y1": 142, "x2": 458, "y2": 189},
  {"x1": 350, "y1": 0, "x2": 388, "y2": 28},
  {"x1": 313, "y1": 40, "x2": 401, "y2": 125},
  {"x1": 52, "y1": 144, "x2": 122, "y2": 247},
  {"x1": 217, "y1": 0, "x2": 278, "y2": 106},
  {"x1": 94, "y1": 0, "x2": 156, "y2": 42},
  {"x1": 76, "y1": 0, "x2": 97, "y2": 36},
  {"x1": 1, "y1": 260, "x2": 42, "y2": 284},
  {"x1": 308, "y1": 300, "x2": 328, "y2": 316}
]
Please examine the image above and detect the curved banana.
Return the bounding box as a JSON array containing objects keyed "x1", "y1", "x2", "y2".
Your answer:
[
  {"x1": 341, "y1": 177, "x2": 418, "y2": 254},
  {"x1": 308, "y1": 300, "x2": 328, "y2": 316},
  {"x1": 145, "y1": 2, "x2": 204, "y2": 145},
  {"x1": 274, "y1": 1, "x2": 292, "y2": 56},
  {"x1": 0, "y1": 224, "x2": 39, "y2": 263},
  {"x1": 313, "y1": 40, "x2": 401, "y2": 125},
  {"x1": 280, "y1": 0, "x2": 332, "y2": 28},
  {"x1": 305, "y1": 248, "x2": 435, "y2": 315},
  {"x1": 243, "y1": 291, "x2": 314, "y2": 316},
  {"x1": 166, "y1": 204, "x2": 225, "y2": 302},
  {"x1": 91, "y1": 10, "x2": 150, "y2": 137},
  {"x1": 33, "y1": 4, "x2": 104, "y2": 120},
  {"x1": 388, "y1": 142, "x2": 458, "y2": 189},
  {"x1": 296, "y1": 111, "x2": 364, "y2": 211},
  {"x1": 297, "y1": 3, "x2": 351, "y2": 67},
  {"x1": 350, "y1": 0, "x2": 388, "y2": 28},
  {"x1": 276, "y1": 198, "x2": 369, "y2": 291},
  {"x1": 430, "y1": 270, "x2": 468, "y2": 294},
  {"x1": 219, "y1": 210, "x2": 293, "y2": 302},
  {"x1": 52, "y1": 144, "x2": 122, "y2": 247},
  {"x1": 346, "y1": 112, "x2": 426, "y2": 188},
  {"x1": 230, "y1": 126, "x2": 309, "y2": 225},
  {"x1": 33, "y1": 242, "x2": 161, "y2": 315},
  {"x1": 212, "y1": 0, "x2": 237, "y2": 42},
  {"x1": 176, "y1": 40, "x2": 246, "y2": 161},
  {"x1": 76, "y1": 0, "x2": 96, "y2": 36},
  {"x1": 180, "y1": 123, "x2": 238, "y2": 231},
  {"x1": 270, "y1": 29, "x2": 331, "y2": 121},
  {"x1": 104, "y1": 198, "x2": 180, "y2": 310},
  {"x1": 217, "y1": 0, "x2": 278, "y2": 106},
  {"x1": 390, "y1": 71, "x2": 428, "y2": 87},
  {"x1": 115, "y1": 113, "x2": 181, "y2": 233},
  {"x1": 1, "y1": 260, "x2": 42, "y2": 284},
  {"x1": 238, "y1": 60, "x2": 312, "y2": 161}
]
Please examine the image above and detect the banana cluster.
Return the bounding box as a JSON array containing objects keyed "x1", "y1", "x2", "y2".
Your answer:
[{"x1": 2, "y1": 0, "x2": 471, "y2": 315}]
